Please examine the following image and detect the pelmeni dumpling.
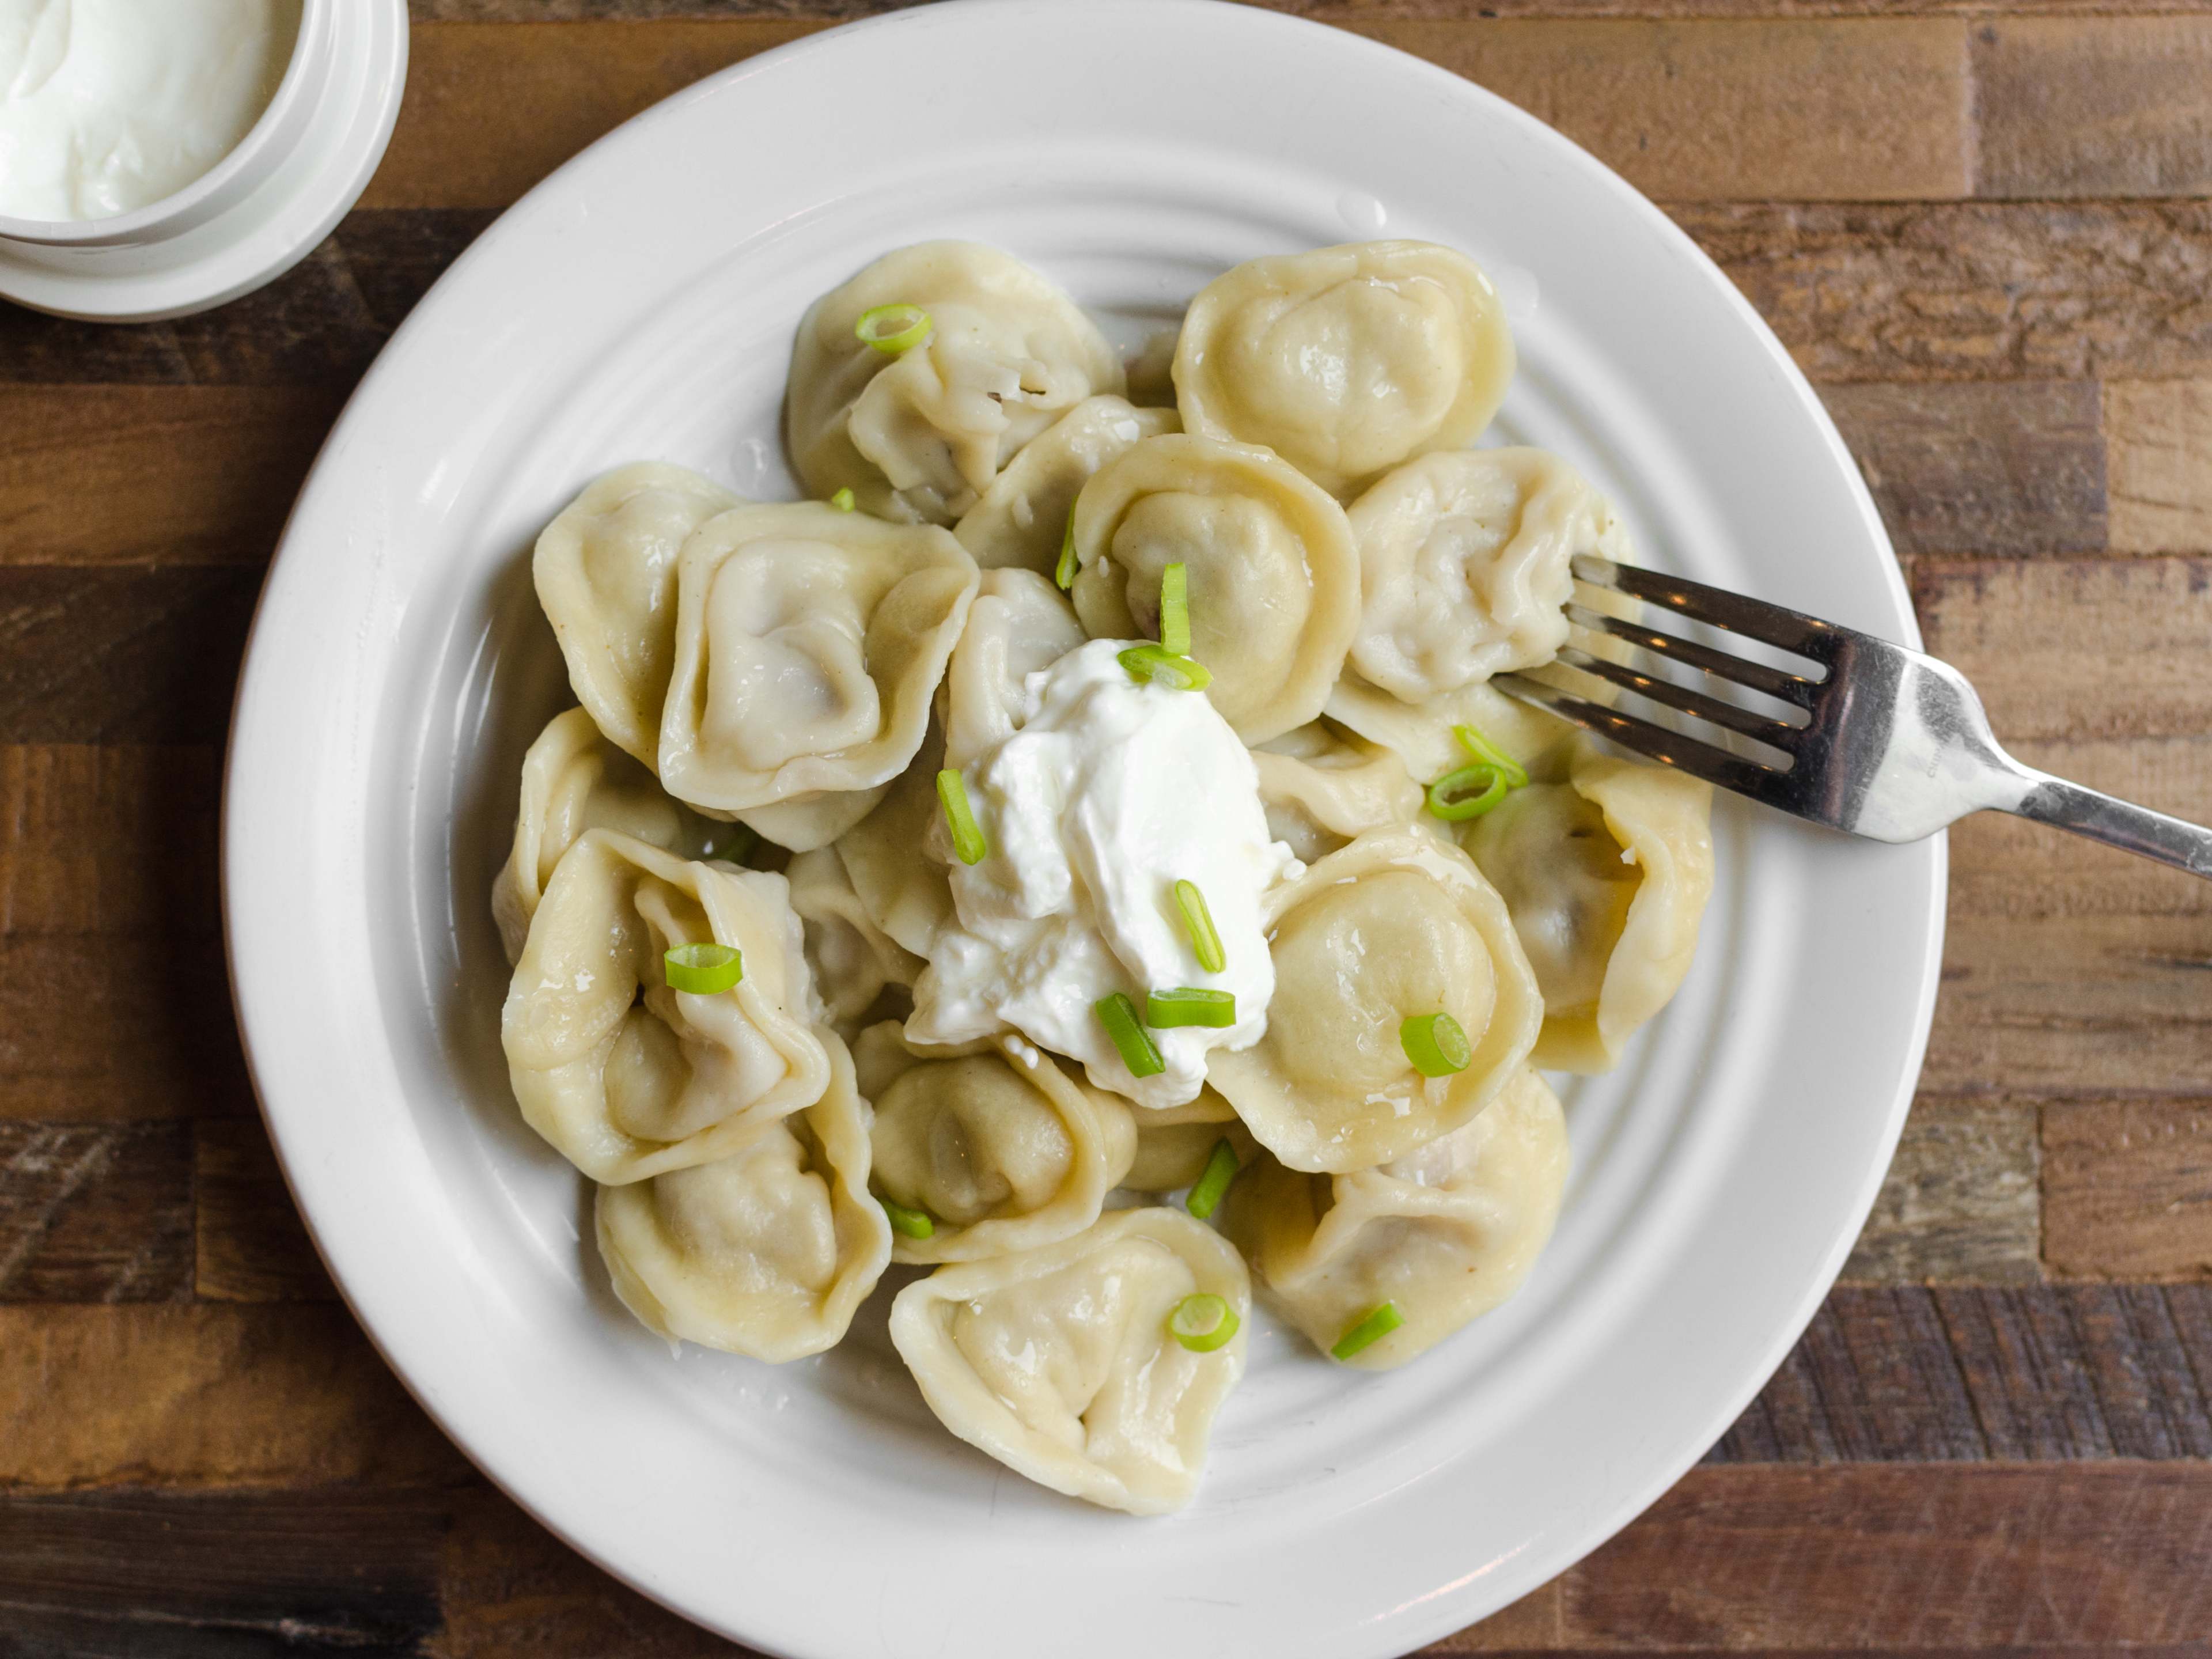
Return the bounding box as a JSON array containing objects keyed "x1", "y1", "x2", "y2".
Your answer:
[
  {"x1": 888, "y1": 1208, "x2": 1251, "y2": 1514},
  {"x1": 786, "y1": 242, "x2": 1125, "y2": 525},
  {"x1": 1251, "y1": 719, "x2": 1427, "y2": 864},
  {"x1": 594, "y1": 1036, "x2": 891, "y2": 1361},
  {"x1": 534, "y1": 463, "x2": 744, "y2": 766},
  {"x1": 954, "y1": 396, "x2": 1176, "y2": 577},
  {"x1": 502, "y1": 829, "x2": 830, "y2": 1183},
  {"x1": 835, "y1": 719, "x2": 956, "y2": 959},
  {"x1": 1348, "y1": 449, "x2": 1629, "y2": 702},
  {"x1": 1069, "y1": 434, "x2": 1359, "y2": 743},
  {"x1": 855, "y1": 1024, "x2": 1135, "y2": 1264},
  {"x1": 1464, "y1": 740, "x2": 1714, "y2": 1072},
  {"x1": 1327, "y1": 674, "x2": 1581, "y2": 794},
  {"x1": 1122, "y1": 1088, "x2": 1257, "y2": 1194},
  {"x1": 785, "y1": 849, "x2": 922, "y2": 1032},
  {"x1": 940, "y1": 567, "x2": 1086, "y2": 769},
  {"x1": 1222, "y1": 1067, "x2": 1568, "y2": 1370},
  {"x1": 732, "y1": 787, "x2": 890, "y2": 856},
  {"x1": 1174, "y1": 241, "x2": 1514, "y2": 499},
  {"x1": 1206, "y1": 828, "x2": 1542, "y2": 1173},
  {"x1": 657, "y1": 501, "x2": 979, "y2": 814},
  {"x1": 491, "y1": 706, "x2": 736, "y2": 963}
]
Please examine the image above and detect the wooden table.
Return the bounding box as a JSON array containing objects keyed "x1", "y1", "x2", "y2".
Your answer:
[{"x1": 5, "y1": 2, "x2": 2210, "y2": 1652}]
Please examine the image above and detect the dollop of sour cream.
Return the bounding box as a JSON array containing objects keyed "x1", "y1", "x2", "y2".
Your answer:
[
  {"x1": 0, "y1": 0, "x2": 302, "y2": 224},
  {"x1": 908, "y1": 637, "x2": 1299, "y2": 1109}
]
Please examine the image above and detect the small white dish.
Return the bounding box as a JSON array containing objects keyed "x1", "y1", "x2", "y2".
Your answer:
[
  {"x1": 0, "y1": 0, "x2": 408, "y2": 323},
  {"x1": 224, "y1": 5, "x2": 1942, "y2": 1656}
]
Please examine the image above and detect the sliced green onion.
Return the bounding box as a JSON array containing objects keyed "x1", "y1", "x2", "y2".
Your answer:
[
  {"x1": 854, "y1": 302, "x2": 931, "y2": 354},
  {"x1": 1426, "y1": 763, "x2": 1510, "y2": 821},
  {"x1": 706, "y1": 823, "x2": 760, "y2": 865},
  {"x1": 1452, "y1": 723, "x2": 1529, "y2": 789},
  {"x1": 1094, "y1": 991, "x2": 1165, "y2": 1078},
  {"x1": 1146, "y1": 987, "x2": 1237, "y2": 1028},
  {"x1": 1401, "y1": 1012, "x2": 1471, "y2": 1077},
  {"x1": 881, "y1": 1198, "x2": 934, "y2": 1240},
  {"x1": 1158, "y1": 561, "x2": 1191, "y2": 656},
  {"x1": 1055, "y1": 513, "x2": 1078, "y2": 590},
  {"x1": 1184, "y1": 1138, "x2": 1240, "y2": 1220},
  {"x1": 1119, "y1": 643, "x2": 1212, "y2": 692},
  {"x1": 1331, "y1": 1301, "x2": 1405, "y2": 1361},
  {"x1": 1173, "y1": 878, "x2": 1226, "y2": 974},
  {"x1": 830, "y1": 487, "x2": 856, "y2": 512},
  {"x1": 1166, "y1": 1292, "x2": 1240, "y2": 1353},
  {"x1": 664, "y1": 942, "x2": 743, "y2": 995},
  {"x1": 935, "y1": 768, "x2": 988, "y2": 866}
]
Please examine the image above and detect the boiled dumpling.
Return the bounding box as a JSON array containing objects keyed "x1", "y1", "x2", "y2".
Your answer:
[
  {"x1": 1174, "y1": 241, "x2": 1513, "y2": 498},
  {"x1": 502, "y1": 829, "x2": 830, "y2": 1183},
  {"x1": 594, "y1": 1035, "x2": 891, "y2": 1361},
  {"x1": 1250, "y1": 718, "x2": 1427, "y2": 865},
  {"x1": 940, "y1": 567, "x2": 1086, "y2": 769},
  {"x1": 730, "y1": 787, "x2": 889, "y2": 856},
  {"x1": 1326, "y1": 675, "x2": 1581, "y2": 793},
  {"x1": 786, "y1": 242, "x2": 1125, "y2": 525},
  {"x1": 491, "y1": 706, "x2": 736, "y2": 963},
  {"x1": 854, "y1": 1024, "x2": 1136, "y2": 1264},
  {"x1": 834, "y1": 718, "x2": 957, "y2": 959},
  {"x1": 1121, "y1": 1088, "x2": 1257, "y2": 1194},
  {"x1": 1347, "y1": 449, "x2": 1627, "y2": 702},
  {"x1": 783, "y1": 849, "x2": 922, "y2": 1032},
  {"x1": 888, "y1": 1207, "x2": 1250, "y2": 1514},
  {"x1": 1069, "y1": 433, "x2": 1359, "y2": 743},
  {"x1": 533, "y1": 463, "x2": 743, "y2": 767},
  {"x1": 1206, "y1": 828, "x2": 1542, "y2": 1173},
  {"x1": 657, "y1": 501, "x2": 978, "y2": 815},
  {"x1": 954, "y1": 395, "x2": 1176, "y2": 577},
  {"x1": 1463, "y1": 740, "x2": 1714, "y2": 1072},
  {"x1": 1222, "y1": 1067, "x2": 1567, "y2": 1370}
]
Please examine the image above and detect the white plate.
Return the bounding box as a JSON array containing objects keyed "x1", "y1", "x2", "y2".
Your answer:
[{"x1": 224, "y1": 5, "x2": 1942, "y2": 1655}]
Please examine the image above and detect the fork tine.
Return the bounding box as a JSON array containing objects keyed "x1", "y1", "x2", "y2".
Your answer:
[
  {"x1": 1554, "y1": 646, "x2": 1802, "y2": 749},
  {"x1": 1563, "y1": 603, "x2": 1821, "y2": 707},
  {"x1": 1493, "y1": 671, "x2": 1798, "y2": 805},
  {"x1": 1574, "y1": 554, "x2": 1843, "y2": 660}
]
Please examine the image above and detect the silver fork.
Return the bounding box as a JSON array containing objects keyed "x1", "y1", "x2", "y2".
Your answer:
[{"x1": 1493, "y1": 555, "x2": 2212, "y2": 878}]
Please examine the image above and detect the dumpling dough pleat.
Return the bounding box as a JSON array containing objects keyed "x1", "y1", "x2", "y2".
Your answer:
[
  {"x1": 533, "y1": 463, "x2": 744, "y2": 767},
  {"x1": 786, "y1": 242, "x2": 1124, "y2": 525},
  {"x1": 784, "y1": 849, "x2": 922, "y2": 1033},
  {"x1": 502, "y1": 829, "x2": 830, "y2": 1183},
  {"x1": 854, "y1": 1024, "x2": 1135, "y2": 1264},
  {"x1": 1174, "y1": 240, "x2": 1513, "y2": 499},
  {"x1": 657, "y1": 501, "x2": 979, "y2": 813},
  {"x1": 1069, "y1": 433, "x2": 1359, "y2": 743},
  {"x1": 940, "y1": 567, "x2": 1087, "y2": 770},
  {"x1": 888, "y1": 1208, "x2": 1251, "y2": 1514},
  {"x1": 954, "y1": 395, "x2": 1176, "y2": 577},
  {"x1": 834, "y1": 718, "x2": 957, "y2": 960},
  {"x1": 1347, "y1": 448, "x2": 1628, "y2": 702},
  {"x1": 1222, "y1": 1067, "x2": 1568, "y2": 1370},
  {"x1": 1250, "y1": 718, "x2": 1426, "y2": 865},
  {"x1": 1464, "y1": 739, "x2": 1714, "y2": 1073},
  {"x1": 1326, "y1": 675, "x2": 1581, "y2": 795},
  {"x1": 594, "y1": 1034, "x2": 891, "y2": 1361},
  {"x1": 1121, "y1": 1087, "x2": 1257, "y2": 1194},
  {"x1": 1206, "y1": 828, "x2": 1542, "y2": 1173},
  {"x1": 491, "y1": 706, "x2": 737, "y2": 963}
]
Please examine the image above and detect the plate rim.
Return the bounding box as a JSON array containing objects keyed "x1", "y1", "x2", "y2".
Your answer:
[{"x1": 222, "y1": 3, "x2": 1944, "y2": 1653}]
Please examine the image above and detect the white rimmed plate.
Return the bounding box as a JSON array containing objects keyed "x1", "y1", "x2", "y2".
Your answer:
[{"x1": 223, "y1": 5, "x2": 1942, "y2": 1655}]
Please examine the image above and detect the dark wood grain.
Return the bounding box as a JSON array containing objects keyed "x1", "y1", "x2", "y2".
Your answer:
[
  {"x1": 0, "y1": 1124, "x2": 192, "y2": 1304},
  {"x1": 0, "y1": 748, "x2": 220, "y2": 936},
  {"x1": 1974, "y1": 16, "x2": 2212, "y2": 200},
  {"x1": 1821, "y1": 381, "x2": 2106, "y2": 558},
  {"x1": 195, "y1": 1122, "x2": 334, "y2": 1303},
  {"x1": 0, "y1": 1490, "x2": 445, "y2": 1659},
  {"x1": 1841, "y1": 1096, "x2": 2040, "y2": 1285}
]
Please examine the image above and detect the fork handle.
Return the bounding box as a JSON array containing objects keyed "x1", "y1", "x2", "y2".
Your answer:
[{"x1": 2006, "y1": 773, "x2": 2212, "y2": 879}]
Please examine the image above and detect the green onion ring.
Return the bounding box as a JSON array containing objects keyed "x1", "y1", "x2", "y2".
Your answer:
[
  {"x1": 881, "y1": 1198, "x2": 935, "y2": 1240},
  {"x1": 1184, "y1": 1138, "x2": 1240, "y2": 1221},
  {"x1": 1400, "y1": 1012, "x2": 1472, "y2": 1078},
  {"x1": 1145, "y1": 987, "x2": 1237, "y2": 1029},
  {"x1": 1094, "y1": 991, "x2": 1165, "y2": 1079},
  {"x1": 1119, "y1": 643, "x2": 1212, "y2": 692},
  {"x1": 854, "y1": 302, "x2": 931, "y2": 354},
  {"x1": 830, "y1": 487, "x2": 856, "y2": 512},
  {"x1": 1158, "y1": 560, "x2": 1191, "y2": 656},
  {"x1": 935, "y1": 768, "x2": 989, "y2": 866},
  {"x1": 1166, "y1": 1292, "x2": 1240, "y2": 1353},
  {"x1": 1331, "y1": 1301, "x2": 1405, "y2": 1361},
  {"x1": 1055, "y1": 513, "x2": 1078, "y2": 590},
  {"x1": 1451, "y1": 722, "x2": 1529, "y2": 789},
  {"x1": 664, "y1": 942, "x2": 743, "y2": 995},
  {"x1": 1173, "y1": 878, "x2": 1226, "y2": 974},
  {"x1": 1426, "y1": 763, "x2": 1510, "y2": 821}
]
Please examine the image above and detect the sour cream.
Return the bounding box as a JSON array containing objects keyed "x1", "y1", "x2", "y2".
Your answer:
[
  {"x1": 0, "y1": 0, "x2": 302, "y2": 223},
  {"x1": 908, "y1": 637, "x2": 1299, "y2": 1109}
]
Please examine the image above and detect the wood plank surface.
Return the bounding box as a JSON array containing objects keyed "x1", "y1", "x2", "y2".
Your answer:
[
  {"x1": 2105, "y1": 380, "x2": 2212, "y2": 555},
  {"x1": 1841, "y1": 1096, "x2": 2041, "y2": 1285},
  {"x1": 2044, "y1": 1100, "x2": 2212, "y2": 1280},
  {"x1": 1974, "y1": 17, "x2": 2212, "y2": 200},
  {"x1": 195, "y1": 1121, "x2": 335, "y2": 1303},
  {"x1": 0, "y1": 1124, "x2": 194, "y2": 1304}
]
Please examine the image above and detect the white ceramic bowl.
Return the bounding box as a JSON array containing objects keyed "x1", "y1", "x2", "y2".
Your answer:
[
  {"x1": 0, "y1": 0, "x2": 408, "y2": 321},
  {"x1": 224, "y1": 5, "x2": 1942, "y2": 1656}
]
